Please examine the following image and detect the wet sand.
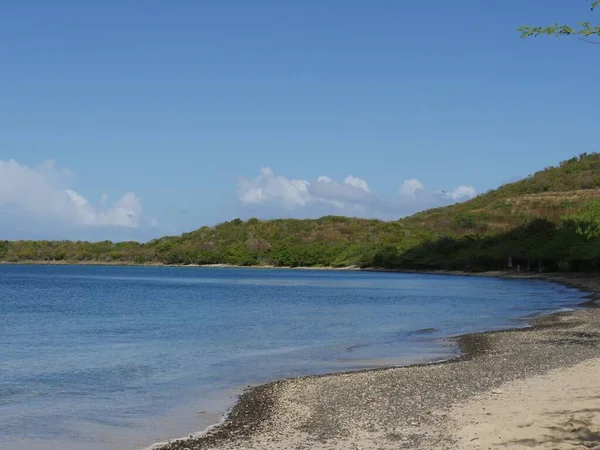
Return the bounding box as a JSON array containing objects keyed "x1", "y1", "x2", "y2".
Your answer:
[{"x1": 153, "y1": 272, "x2": 600, "y2": 450}]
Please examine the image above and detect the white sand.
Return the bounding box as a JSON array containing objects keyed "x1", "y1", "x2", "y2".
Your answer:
[{"x1": 451, "y1": 357, "x2": 600, "y2": 449}]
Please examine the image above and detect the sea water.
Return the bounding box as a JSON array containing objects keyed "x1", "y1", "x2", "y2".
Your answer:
[{"x1": 0, "y1": 265, "x2": 586, "y2": 449}]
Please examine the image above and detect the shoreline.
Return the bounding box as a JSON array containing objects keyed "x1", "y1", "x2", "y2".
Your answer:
[
  {"x1": 0, "y1": 260, "x2": 358, "y2": 269},
  {"x1": 5, "y1": 258, "x2": 599, "y2": 283},
  {"x1": 151, "y1": 271, "x2": 600, "y2": 450}
]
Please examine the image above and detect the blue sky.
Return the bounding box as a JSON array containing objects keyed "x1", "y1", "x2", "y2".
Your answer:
[{"x1": 1, "y1": 0, "x2": 598, "y2": 241}]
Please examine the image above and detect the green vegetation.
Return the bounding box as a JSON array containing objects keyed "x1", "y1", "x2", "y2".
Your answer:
[
  {"x1": 519, "y1": 1, "x2": 599, "y2": 42},
  {"x1": 4, "y1": 153, "x2": 600, "y2": 272}
]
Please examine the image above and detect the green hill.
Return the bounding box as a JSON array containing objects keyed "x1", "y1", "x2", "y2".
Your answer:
[{"x1": 3, "y1": 153, "x2": 600, "y2": 271}]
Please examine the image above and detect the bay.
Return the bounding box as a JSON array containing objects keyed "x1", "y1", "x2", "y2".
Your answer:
[{"x1": 0, "y1": 265, "x2": 586, "y2": 449}]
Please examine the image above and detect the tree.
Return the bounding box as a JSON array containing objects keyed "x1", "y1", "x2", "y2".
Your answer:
[
  {"x1": 518, "y1": 1, "x2": 600, "y2": 43},
  {"x1": 562, "y1": 200, "x2": 600, "y2": 240}
]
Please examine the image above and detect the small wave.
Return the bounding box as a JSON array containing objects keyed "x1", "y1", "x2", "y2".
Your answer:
[
  {"x1": 143, "y1": 408, "x2": 230, "y2": 450},
  {"x1": 345, "y1": 343, "x2": 368, "y2": 351},
  {"x1": 412, "y1": 327, "x2": 439, "y2": 334}
]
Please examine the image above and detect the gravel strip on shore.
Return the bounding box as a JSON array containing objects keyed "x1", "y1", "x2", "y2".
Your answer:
[{"x1": 155, "y1": 273, "x2": 600, "y2": 450}]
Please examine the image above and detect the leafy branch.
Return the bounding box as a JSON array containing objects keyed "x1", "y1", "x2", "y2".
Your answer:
[{"x1": 518, "y1": 0, "x2": 600, "y2": 43}]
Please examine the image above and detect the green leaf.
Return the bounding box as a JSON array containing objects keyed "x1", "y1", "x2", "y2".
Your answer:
[{"x1": 518, "y1": 1, "x2": 599, "y2": 41}]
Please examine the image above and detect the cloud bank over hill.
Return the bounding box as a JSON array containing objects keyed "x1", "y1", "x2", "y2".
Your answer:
[
  {"x1": 0, "y1": 159, "x2": 156, "y2": 240},
  {"x1": 1, "y1": 160, "x2": 477, "y2": 240},
  {"x1": 237, "y1": 167, "x2": 477, "y2": 219}
]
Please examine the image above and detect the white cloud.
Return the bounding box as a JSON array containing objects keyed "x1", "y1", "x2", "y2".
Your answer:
[
  {"x1": 237, "y1": 167, "x2": 310, "y2": 209},
  {"x1": 237, "y1": 167, "x2": 477, "y2": 219},
  {"x1": 343, "y1": 175, "x2": 370, "y2": 192},
  {"x1": 0, "y1": 159, "x2": 154, "y2": 233},
  {"x1": 237, "y1": 168, "x2": 376, "y2": 212},
  {"x1": 443, "y1": 185, "x2": 477, "y2": 201},
  {"x1": 399, "y1": 178, "x2": 424, "y2": 196},
  {"x1": 311, "y1": 174, "x2": 374, "y2": 207},
  {"x1": 65, "y1": 190, "x2": 143, "y2": 228}
]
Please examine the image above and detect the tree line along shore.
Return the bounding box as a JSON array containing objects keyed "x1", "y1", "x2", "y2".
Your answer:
[{"x1": 3, "y1": 153, "x2": 600, "y2": 273}]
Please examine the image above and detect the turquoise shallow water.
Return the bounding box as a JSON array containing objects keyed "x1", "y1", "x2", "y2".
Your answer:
[{"x1": 0, "y1": 265, "x2": 586, "y2": 449}]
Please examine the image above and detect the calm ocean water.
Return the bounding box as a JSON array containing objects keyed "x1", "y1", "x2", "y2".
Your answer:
[{"x1": 0, "y1": 265, "x2": 586, "y2": 449}]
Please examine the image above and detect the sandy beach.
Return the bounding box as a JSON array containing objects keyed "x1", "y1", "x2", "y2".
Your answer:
[
  {"x1": 451, "y1": 357, "x2": 600, "y2": 449},
  {"x1": 153, "y1": 272, "x2": 600, "y2": 450}
]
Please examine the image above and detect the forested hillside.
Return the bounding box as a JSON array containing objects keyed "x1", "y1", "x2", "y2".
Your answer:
[{"x1": 3, "y1": 153, "x2": 600, "y2": 272}]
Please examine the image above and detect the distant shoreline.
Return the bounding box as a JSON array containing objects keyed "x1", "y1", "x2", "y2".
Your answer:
[
  {"x1": 0, "y1": 259, "x2": 572, "y2": 277},
  {"x1": 1, "y1": 260, "x2": 591, "y2": 286},
  {"x1": 0, "y1": 260, "x2": 358, "y2": 269}
]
